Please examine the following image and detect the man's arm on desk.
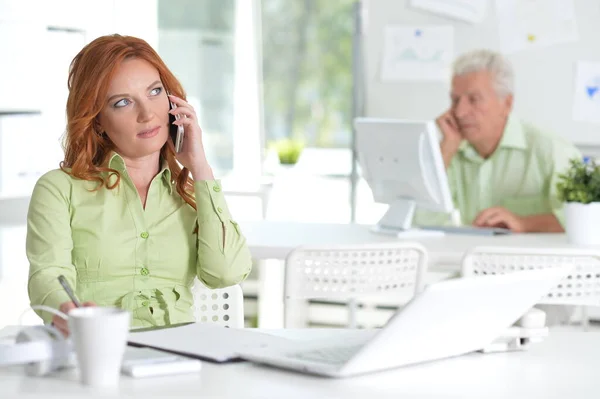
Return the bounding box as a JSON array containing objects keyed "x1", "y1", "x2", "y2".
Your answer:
[
  {"x1": 520, "y1": 214, "x2": 564, "y2": 233},
  {"x1": 473, "y1": 208, "x2": 563, "y2": 233}
]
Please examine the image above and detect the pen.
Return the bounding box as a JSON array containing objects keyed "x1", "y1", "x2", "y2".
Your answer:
[{"x1": 58, "y1": 275, "x2": 82, "y2": 307}]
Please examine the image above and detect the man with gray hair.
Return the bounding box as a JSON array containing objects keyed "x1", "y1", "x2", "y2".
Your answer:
[{"x1": 417, "y1": 49, "x2": 581, "y2": 233}]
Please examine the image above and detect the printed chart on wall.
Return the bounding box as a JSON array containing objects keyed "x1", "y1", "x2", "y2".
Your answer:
[
  {"x1": 495, "y1": 0, "x2": 578, "y2": 54},
  {"x1": 410, "y1": 0, "x2": 488, "y2": 24},
  {"x1": 573, "y1": 61, "x2": 600, "y2": 125},
  {"x1": 380, "y1": 25, "x2": 453, "y2": 81}
]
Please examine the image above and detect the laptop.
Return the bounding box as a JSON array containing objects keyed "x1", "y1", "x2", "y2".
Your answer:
[{"x1": 237, "y1": 268, "x2": 568, "y2": 378}]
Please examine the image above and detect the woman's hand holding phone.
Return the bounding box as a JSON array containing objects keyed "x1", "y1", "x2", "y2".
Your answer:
[
  {"x1": 169, "y1": 100, "x2": 185, "y2": 153},
  {"x1": 167, "y1": 94, "x2": 214, "y2": 180}
]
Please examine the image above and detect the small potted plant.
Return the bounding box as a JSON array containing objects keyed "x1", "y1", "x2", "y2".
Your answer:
[
  {"x1": 271, "y1": 138, "x2": 304, "y2": 166},
  {"x1": 556, "y1": 158, "x2": 600, "y2": 245}
]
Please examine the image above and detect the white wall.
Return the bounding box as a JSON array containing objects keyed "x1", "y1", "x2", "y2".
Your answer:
[
  {"x1": 364, "y1": 0, "x2": 600, "y2": 154},
  {"x1": 0, "y1": 0, "x2": 158, "y2": 224}
]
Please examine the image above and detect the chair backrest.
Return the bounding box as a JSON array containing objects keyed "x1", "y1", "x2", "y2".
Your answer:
[
  {"x1": 462, "y1": 246, "x2": 600, "y2": 307},
  {"x1": 191, "y1": 281, "x2": 245, "y2": 328},
  {"x1": 284, "y1": 242, "x2": 428, "y2": 327}
]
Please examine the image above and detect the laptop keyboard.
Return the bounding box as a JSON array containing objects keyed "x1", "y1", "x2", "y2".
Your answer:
[
  {"x1": 286, "y1": 344, "x2": 363, "y2": 365},
  {"x1": 421, "y1": 225, "x2": 511, "y2": 236}
]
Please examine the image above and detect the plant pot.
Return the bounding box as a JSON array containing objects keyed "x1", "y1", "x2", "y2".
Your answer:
[{"x1": 564, "y1": 202, "x2": 600, "y2": 245}]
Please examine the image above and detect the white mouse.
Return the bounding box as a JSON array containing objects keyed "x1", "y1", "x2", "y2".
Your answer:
[{"x1": 515, "y1": 308, "x2": 546, "y2": 329}]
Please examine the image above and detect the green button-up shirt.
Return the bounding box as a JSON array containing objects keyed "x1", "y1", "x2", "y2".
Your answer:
[
  {"x1": 415, "y1": 115, "x2": 581, "y2": 227},
  {"x1": 27, "y1": 153, "x2": 252, "y2": 328}
]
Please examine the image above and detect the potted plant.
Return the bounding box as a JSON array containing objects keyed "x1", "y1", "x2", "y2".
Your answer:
[
  {"x1": 270, "y1": 138, "x2": 304, "y2": 166},
  {"x1": 556, "y1": 158, "x2": 600, "y2": 245}
]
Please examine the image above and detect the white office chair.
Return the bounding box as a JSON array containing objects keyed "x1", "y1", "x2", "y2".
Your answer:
[
  {"x1": 191, "y1": 280, "x2": 245, "y2": 328},
  {"x1": 284, "y1": 242, "x2": 428, "y2": 328},
  {"x1": 462, "y1": 246, "x2": 600, "y2": 327}
]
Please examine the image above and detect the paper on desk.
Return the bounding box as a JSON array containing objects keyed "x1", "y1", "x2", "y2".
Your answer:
[
  {"x1": 495, "y1": 0, "x2": 578, "y2": 54},
  {"x1": 380, "y1": 25, "x2": 454, "y2": 81},
  {"x1": 410, "y1": 0, "x2": 488, "y2": 23},
  {"x1": 573, "y1": 61, "x2": 600, "y2": 125},
  {"x1": 128, "y1": 323, "x2": 291, "y2": 363}
]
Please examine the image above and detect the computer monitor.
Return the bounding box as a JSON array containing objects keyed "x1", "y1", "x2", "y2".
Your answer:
[{"x1": 354, "y1": 117, "x2": 454, "y2": 236}]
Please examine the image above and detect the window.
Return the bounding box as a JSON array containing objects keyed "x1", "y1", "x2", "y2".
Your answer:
[
  {"x1": 158, "y1": 0, "x2": 236, "y2": 174},
  {"x1": 258, "y1": 0, "x2": 364, "y2": 223},
  {"x1": 158, "y1": 0, "x2": 262, "y2": 177},
  {"x1": 261, "y1": 0, "x2": 355, "y2": 148}
]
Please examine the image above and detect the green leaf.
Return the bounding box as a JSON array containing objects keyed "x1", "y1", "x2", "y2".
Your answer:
[
  {"x1": 556, "y1": 158, "x2": 600, "y2": 203},
  {"x1": 269, "y1": 138, "x2": 305, "y2": 164}
]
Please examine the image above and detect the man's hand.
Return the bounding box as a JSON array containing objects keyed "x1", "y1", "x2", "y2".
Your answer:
[
  {"x1": 473, "y1": 207, "x2": 526, "y2": 233},
  {"x1": 54, "y1": 301, "x2": 96, "y2": 337},
  {"x1": 436, "y1": 110, "x2": 462, "y2": 168}
]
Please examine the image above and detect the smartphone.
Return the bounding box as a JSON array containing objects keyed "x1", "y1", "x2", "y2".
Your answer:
[
  {"x1": 169, "y1": 98, "x2": 185, "y2": 152},
  {"x1": 122, "y1": 347, "x2": 201, "y2": 378}
]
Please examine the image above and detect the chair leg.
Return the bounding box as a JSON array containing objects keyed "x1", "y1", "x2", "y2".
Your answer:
[
  {"x1": 581, "y1": 306, "x2": 590, "y2": 332},
  {"x1": 257, "y1": 259, "x2": 285, "y2": 328}
]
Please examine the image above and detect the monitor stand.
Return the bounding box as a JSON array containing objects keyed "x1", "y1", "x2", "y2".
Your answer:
[{"x1": 371, "y1": 199, "x2": 445, "y2": 238}]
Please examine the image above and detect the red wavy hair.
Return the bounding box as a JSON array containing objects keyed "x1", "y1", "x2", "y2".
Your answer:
[{"x1": 61, "y1": 34, "x2": 196, "y2": 209}]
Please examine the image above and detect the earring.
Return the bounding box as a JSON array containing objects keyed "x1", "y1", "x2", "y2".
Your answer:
[{"x1": 93, "y1": 120, "x2": 106, "y2": 138}]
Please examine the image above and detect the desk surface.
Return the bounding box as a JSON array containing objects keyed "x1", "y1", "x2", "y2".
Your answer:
[
  {"x1": 242, "y1": 222, "x2": 584, "y2": 327},
  {"x1": 0, "y1": 330, "x2": 599, "y2": 398},
  {"x1": 241, "y1": 221, "x2": 580, "y2": 264}
]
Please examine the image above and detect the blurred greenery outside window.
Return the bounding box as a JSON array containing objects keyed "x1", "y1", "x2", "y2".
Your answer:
[
  {"x1": 261, "y1": 0, "x2": 354, "y2": 150},
  {"x1": 157, "y1": 0, "x2": 354, "y2": 174}
]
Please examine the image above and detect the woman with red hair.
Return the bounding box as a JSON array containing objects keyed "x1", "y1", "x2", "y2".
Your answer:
[{"x1": 26, "y1": 34, "x2": 252, "y2": 336}]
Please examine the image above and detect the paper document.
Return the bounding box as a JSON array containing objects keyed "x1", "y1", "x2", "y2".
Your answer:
[
  {"x1": 128, "y1": 323, "x2": 290, "y2": 363},
  {"x1": 380, "y1": 25, "x2": 454, "y2": 81},
  {"x1": 573, "y1": 61, "x2": 600, "y2": 125},
  {"x1": 410, "y1": 0, "x2": 488, "y2": 23},
  {"x1": 495, "y1": 0, "x2": 578, "y2": 54}
]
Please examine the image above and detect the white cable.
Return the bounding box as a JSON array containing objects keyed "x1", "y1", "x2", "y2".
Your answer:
[{"x1": 18, "y1": 306, "x2": 68, "y2": 326}]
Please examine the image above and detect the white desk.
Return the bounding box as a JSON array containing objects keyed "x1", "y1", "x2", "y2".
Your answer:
[
  {"x1": 241, "y1": 221, "x2": 580, "y2": 327},
  {"x1": 242, "y1": 221, "x2": 576, "y2": 264},
  {"x1": 1, "y1": 330, "x2": 599, "y2": 398}
]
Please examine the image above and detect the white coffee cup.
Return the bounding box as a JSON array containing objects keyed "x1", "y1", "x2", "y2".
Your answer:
[{"x1": 68, "y1": 307, "x2": 130, "y2": 387}]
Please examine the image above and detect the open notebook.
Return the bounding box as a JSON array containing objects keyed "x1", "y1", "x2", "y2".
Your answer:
[
  {"x1": 128, "y1": 323, "x2": 373, "y2": 363},
  {"x1": 128, "y1": 323, "x2": 291, "y2": 363}
]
